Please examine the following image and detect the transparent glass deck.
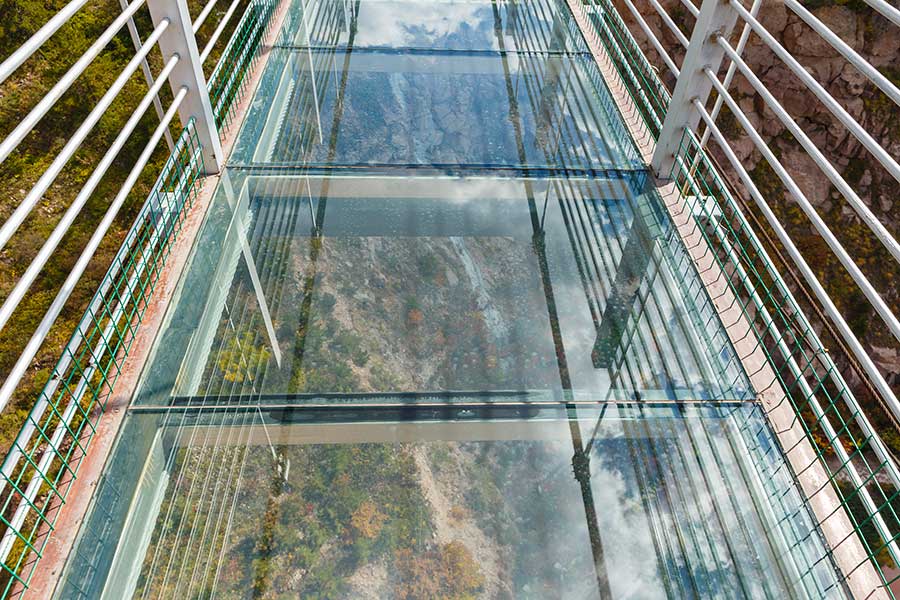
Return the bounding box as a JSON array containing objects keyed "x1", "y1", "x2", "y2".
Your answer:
[
  {"x1": 60, "y1": 404, "x2": 842, "y2": 599},
  {"x1": 56, "y1": 0, "x2": 847, "y2": 598},
  {"x1": 132, "y1": 172, "x2": 750, "y2": 406}
]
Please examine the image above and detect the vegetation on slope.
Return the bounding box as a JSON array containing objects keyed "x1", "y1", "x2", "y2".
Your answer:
[{"x1": 0, "y1": 0, "x2": 244, "y2": 456}]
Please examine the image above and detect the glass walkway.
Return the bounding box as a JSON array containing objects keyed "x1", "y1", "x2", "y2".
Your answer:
[{"x1": 56, "y1": 0, "x2": 847, "y2": 598}]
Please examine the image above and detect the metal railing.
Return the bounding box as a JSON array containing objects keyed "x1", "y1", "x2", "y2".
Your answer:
[
  {"x1": 0, "y1": 0, "x2": 283, "y2": 594},
  {"x1": 571, "y1": 0, "x2": 900, "y2": 595},
  {"x1": 208, "y1": 0, "x2": 282, "y2": 130},
  {"x1": 1, "y1": 0, "x2": 898, "y2": 596},
  {"x1": 0, "y1": 120, "x2": 202, "y2": 597}
]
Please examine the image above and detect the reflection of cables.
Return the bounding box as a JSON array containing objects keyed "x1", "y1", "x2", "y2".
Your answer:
[
  {"x1": 192, "y1": 192, "x2": 299, "y2": 597},
  {"x1": 206, "y1": 191, "x2": 306, "y2": 597},
  {"x1": 722, "y1": 404, "x2": 834, "y2": 595},
  {"x1": 164, "y1": 194, "x2": 282, "y2": 597},
  {"x1": 306, "y1": 177, "x2": 318, "y2": 232},
  {"x1": 140, "y1": 183, "x2": 301, "y2": 598},
  {"x1": 620, "y1": 416, "x2": 680, "y2": 597},
  {"x1": 566, "y1": 404, "x2": 614, "y2": 600},
  {"x1": 564, "y1": 177, "x2": 720, "y2": 400},
  {"x1": 505, "y1": 4, "x2": 613, "y2": 170},
  {"x1": 583, "y1": 402, "x2": 609, "y2": 454},
  {"x1": 144, "y1": 249, "x2": 254, "y2": 596}
]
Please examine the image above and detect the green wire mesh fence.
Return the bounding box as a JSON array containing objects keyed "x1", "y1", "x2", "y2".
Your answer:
[
  {"x1": 576, "y1": 0, "x2": 900, "y2": 594},
  {"x1": 672, "y1": 132, "x2": 900, "y2": 594},
  {"x1": 208, "y1": 0, "x2": 282, "y2": 133},
  {"x1": 0, "y1": 120, "x2": 203, "y2": 598},
  {"x1": 584, "y1": 0, "x2": 670, "y2": 138},
  {"x1": 0, "y1": 1, "x2": 286, "y2": 590}
]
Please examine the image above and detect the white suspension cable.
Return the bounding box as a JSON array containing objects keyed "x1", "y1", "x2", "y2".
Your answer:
[
  {"x1": 0, "y1": 86, "x2": 189, "y2": 415},
  {"x1": 716, "y1": 37, "x2": 900, "y2": 267},
  {"x1": 137, "y1": 324, "x2": 236, "y2": 600},
  {"x1": 207, "y1": 410, "x2": 254, "y2": 598},
  {"x1": 861, "y1": 0, "x2": 900, "y2": 27},
  {"x1": 199, "y1": 0, "x2": 244, "y2": 64},
  {"x1": 645, "y1": 0, "x2": 690, "y2": 48},
  {"x1": 193, "y1": 0, "x2": 220, "y2": 33},
  {"x1": 784, "y1": 0, "x2": 900, "y2": 108},
  {"x1": 703, "y1": 66, "x2": 900, "y2": 346},
  {"x1": 0, "y1": 0, "x2": 148, "y2": 165},
  {"x1": 187, "y1": 228, "x2": 293, "y2": 590},
  {"x1": 621, "y1": 0, "x2": 680, "y2": 77},
  {"x1": 678, "y1": 0, "x2": 699, "y2": 19},
  {"x1": 0, "y1": 0, "x2": 90, "y2": 86},
  {"x1": 0, "y1": 17, "x2": 170, "y2": 254},
  {"x1": 137, "y1": 173, "x2": 273, "y2": 599},
  {"x1": 183, "y1": 200, "x2": 294, "y2": 595},
  {"x1": 729, "y1": 0, "x2": 900, "y2": 185},
  {"x1": 0, "y1": 55, "x2": 181, "y2": 339},
  {"x1": 155, "y1": 217, "x2": 267, "y2": 596}
]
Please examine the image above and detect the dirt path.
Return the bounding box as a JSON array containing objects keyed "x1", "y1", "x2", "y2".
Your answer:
[
  {"x1": 412, "y1": 445, "x2": 508, "y2": 599},
  {"x1": 344, "y1": 558, "x2": 390, "y2": 599}
]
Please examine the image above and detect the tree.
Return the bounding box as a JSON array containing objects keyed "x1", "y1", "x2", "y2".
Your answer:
[
  {"x1": 350, "y1": 500, "x2": 387, "y2": 540},
  {"x1": 395, "y1": 541, "x2": 484, "y2": 600}
]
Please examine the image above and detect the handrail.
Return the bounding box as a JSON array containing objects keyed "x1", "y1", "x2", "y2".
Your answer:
[
  {"x1": 0, "y1": 0, "x2": 91, "y2": 87},
  {"x1": 0, "y1": 85, "x2": 188, "y2": 564},
  {"x1": 729, "y1": 0, "x2": 900, "y2": 186},
  {"x1": 715, "y1": 38, "x2": 900, "y2": 323},
  {"x1": 0, "y1": 54, "x2": 180, "y2": 389},
  {"x1": 575, "y1": 0, "x2": 900, "y2": 594},
  {"x1": 861, "y1": 0, "x2": 900, "y2": 28},
  {"x1": 200, "y1": 0, "x2": 245, "y2": 63},
  {"x1": 0, "y1": 0, "x2": 285, "y2": 594},
  {"x1": 0, "y1": 0, "x2": 148, "y2": 166},
  {"x1": 193, "y1": 0, "x2": 221, "y2": 33},
  {"x1": 784, "y1": 0, "x2": 900, "y2": 108},
  {"x1": 0, "y1": 16, "x2": 171, "y2": 257}
]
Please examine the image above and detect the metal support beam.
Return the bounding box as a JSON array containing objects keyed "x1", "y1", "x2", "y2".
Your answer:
[
  {"x1": 650, "y1": 0, "x2": 738, "y2": 177},
  {"x1": 221, "y1": 176, "x2": 283, "y2": 367},
  {"x1": 147, "y1": 0, "x2": 224, "y2": 173}
]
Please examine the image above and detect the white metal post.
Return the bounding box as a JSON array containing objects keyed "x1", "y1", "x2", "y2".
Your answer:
[
  {"x1": 118, "y1": 0, "x2": 175, "y2": 151},
  {"x1": 650, "y1": 0, "x2": 738, "y2": 177},
  {"x1": 147, "y1": 0, "x2": 224, "y2": 173}
]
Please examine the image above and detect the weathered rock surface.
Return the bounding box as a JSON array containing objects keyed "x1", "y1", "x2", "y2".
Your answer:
[{"x1": 614, "y1": 0, "x2": 900, "y2": 395}]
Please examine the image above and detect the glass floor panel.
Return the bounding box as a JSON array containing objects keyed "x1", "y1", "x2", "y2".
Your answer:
[
  {"x1": 230, "y1": 48, "x2": 640, "y2": 170},
  {"x1": 59, "y1": 405, "x2": 844, "y2": 599},
  {"x1": 280, "y1": 0, "x2": 588, "y2": 53},
  {"x1": 56, "y1": 0, "x2": 848, "y2": 597},
  {"x1": 132, "y1": 173, "x2": 750, "y2": 406}
]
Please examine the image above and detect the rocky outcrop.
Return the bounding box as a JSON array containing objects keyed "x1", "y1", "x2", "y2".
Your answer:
[{"x1": 614, "y1": 0, "x2": 900, "y2": 392}]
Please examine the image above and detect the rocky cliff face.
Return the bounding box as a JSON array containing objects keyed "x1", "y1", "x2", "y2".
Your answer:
[{"x1": 615, "y1": 0, "x2": 900, "y2": 398}]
